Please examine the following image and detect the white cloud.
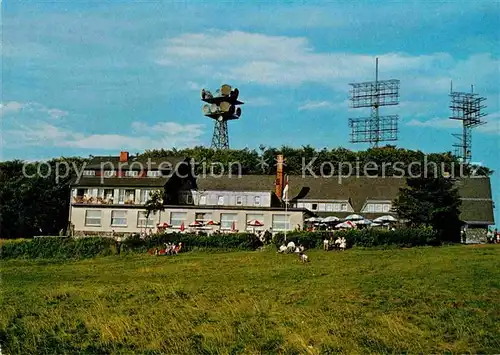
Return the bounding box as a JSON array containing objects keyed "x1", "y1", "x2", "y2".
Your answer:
[
  {"x1": 298, "y1": 101, "x2": 334, "y2": 111},
  {"x1": 6, "y1": 120, "x2": 205, "y2": 150},
  {"x1": 407, "y1": 112, "x2": 500, "y2": 136},
  {"x1": 406, "y1": 117, "x2": 461, "y2": 129},
  {"x1": 0, "y1": 101, "x2": 68, "y2": 119},
  {"x1": 0, "y1": 101, "x2": 25, "y2": 116},
  {"x1": 243, "y1": 97, "x2": 272, "y2": 107}
]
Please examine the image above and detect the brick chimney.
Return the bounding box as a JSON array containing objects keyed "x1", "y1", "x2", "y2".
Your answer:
[
  {"x1": 275, "y1": 154, "x2": 284, "y2": 200},
  {"x1": 119, "y1": 151, "x2": 129, "y2": 162}
]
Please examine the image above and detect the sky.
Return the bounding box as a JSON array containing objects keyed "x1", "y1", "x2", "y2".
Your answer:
[{"x1": 1, "y1": 0, "x2": 499, "y2": 226}]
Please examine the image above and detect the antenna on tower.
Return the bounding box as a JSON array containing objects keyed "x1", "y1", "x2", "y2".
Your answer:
[
  {"x1": 449, "y1": 83, "x2": 487, "y2": 164},
  {"x1": 348, "y1": 58, "x2": 400, "y2": 147},
  {"x1": 201, "y1": 84, "x2": 243, "y2": 149}
]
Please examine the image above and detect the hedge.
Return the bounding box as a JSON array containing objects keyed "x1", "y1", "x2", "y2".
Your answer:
[
  {"x1": 0, "y1": 233, "x2": 264, "y2": 260},
  {"x1": 1, "y1": 228, "x2": 440, "y2": 260},
  {"x1": 272, "y1": 227, "x2": 440, "y2": 249}
]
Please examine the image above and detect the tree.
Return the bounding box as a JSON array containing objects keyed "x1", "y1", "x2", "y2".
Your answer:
[
  {"x1": 392, "y1": 176, "x2": 462, "y2": 242},
  {"x1": 144, "y1": 190, "x2": 165, "y2": 233}
]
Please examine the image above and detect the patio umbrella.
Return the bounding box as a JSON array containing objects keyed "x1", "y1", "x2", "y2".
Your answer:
[
  {"x1": 374, "y1": 215, "x2": 397, "y2": 223},
  {"x1": 247, "y1": 220, "x2": 264, "y2": 227},
  {"x1": 305, "y1": 217, "x2": 321, "y2": 222},
  {"x1": 336, "y1": 221, "x2": 356, "y2": 229},
  {"x1": 322, "y1": 216, "x2": 340, "y2": 223},
  {"x1": 354, "y1": 219, "x2": 372, "y2": 225},
  {"x1": 180, "y1": 222, "x2": 185, "y2": 232},
  {"x1": 189, "y1": 221, "x2": 203, "y2": 227},
  {"x1": 205, "y1": 220, "x2": 220, "y2": 226},
  {"x1": 345, "y1": 214, "x2": 364, "y2": 221}
]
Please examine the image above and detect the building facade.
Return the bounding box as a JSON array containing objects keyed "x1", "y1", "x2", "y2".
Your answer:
[{"x1": 69, "y1": 151, "x2": 495, "y2": 236}]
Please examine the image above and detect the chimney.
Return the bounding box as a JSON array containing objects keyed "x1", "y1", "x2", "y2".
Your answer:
[
  {"x1": 275, "y1": 154, "x2": 284, "y2": 200},
  {"x1": 119, "y1": 151, "x2": 129, "y2": 162}
]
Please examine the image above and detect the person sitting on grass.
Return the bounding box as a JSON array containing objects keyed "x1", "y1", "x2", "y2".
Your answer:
[{"x1": 339, "y1": 237, "x2": 347, "y2": 251}]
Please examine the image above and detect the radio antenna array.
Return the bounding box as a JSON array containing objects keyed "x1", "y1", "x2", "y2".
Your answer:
[
  {"x1": 449, "y1": 81, "x2": 487, "y2": 164},
  {"x1": 201, "y1": 84, "x2": 243, "y2": 149},
  {"x1": 348, "y1": 58, "x2": 400, "y2": 147}
]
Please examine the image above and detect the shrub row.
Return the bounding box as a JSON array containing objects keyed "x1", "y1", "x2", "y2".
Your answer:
[
  {"x1": 272, "y1": 227, "x2": 440, "y2": 249},
  {"x1": 1, "y1": 228, "x2": 439, "y2": 260},
  {"x1": 0, "y1": 237, "x2": 116, "y2": 259},
  {"x1": 0, "y1": 233, "x2": 264, "y2": 259}
]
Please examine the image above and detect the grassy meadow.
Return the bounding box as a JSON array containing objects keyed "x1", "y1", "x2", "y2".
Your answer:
[{"x1": 1, "y1": 245, "x2": 500, "y2": 354}]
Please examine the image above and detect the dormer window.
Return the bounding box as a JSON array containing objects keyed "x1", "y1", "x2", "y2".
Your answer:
[
  {"x1": 254, "y1": 196, "x2": 261, "y2": 206},
  {"x1": 147, "y1": 170, "x2": 161, "y2": 177},
  {"x1": 125, "y1": 170, "x2": 139, "y2": 177},
  {"x1": 83, "y1": 170, "x2": 95, "y2": 176},
  {"x1": 236, "y1": 196, "x2": 242, "y2": 205},
  {"x1": 103, "y1": 170, "x2": 116, "y2": 177}
]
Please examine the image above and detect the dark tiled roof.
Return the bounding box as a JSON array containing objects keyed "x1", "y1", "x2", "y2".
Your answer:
[
  {"x1": 453, "y1": 177, "x2": 492, "y2": 199},
  {"x1": 196, "y1": 175, "x2": 277, "y2": 192},
  {"x1": 85, "y1": 156, "x2": 186, "y2": 170},
  {"x1": 459, "y1": 200, "x2": 495, "y2": 224},
  {"x1": 73, "y1": 177, "x2": 169, "y2": 187}
]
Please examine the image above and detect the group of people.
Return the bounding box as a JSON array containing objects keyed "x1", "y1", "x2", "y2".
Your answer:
[
  {"x1": 487, "y1": 228, "x2": 500, "y2": 244},
  {"x1": 323, "y1": 236, "x2": 347, "y2": 251},
  {"x1": 277, "y1": 241, "x2": 309, "y2": 263},
  {"x1": 153, "y1": 242, "x2": 183, "y2": 256}
]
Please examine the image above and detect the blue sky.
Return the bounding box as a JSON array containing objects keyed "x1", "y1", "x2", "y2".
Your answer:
[{"x1": 1, "y1": 0, "x2": 499, "y2": 226}]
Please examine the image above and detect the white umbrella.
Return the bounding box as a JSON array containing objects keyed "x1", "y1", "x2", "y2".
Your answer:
[
  {"x1": 345, "y1": 214, "x2": 364, "y2": 221},
  {"x1": 305, "y1": 217, "x2": 323, "y2": 222},
  {"x1": 354, "y1": 219, "x2": 372, "y2": 225},
  {"x1": 322, "y1": 216, "x2": 340, "y2": 223},
  {"x1": 374, "y1": 215, "x2": 397, "y2": 223}
]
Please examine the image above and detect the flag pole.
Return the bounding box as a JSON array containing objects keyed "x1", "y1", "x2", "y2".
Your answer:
[{"x1": 283, "y1": 174, "x2": 288, "y2": 242}]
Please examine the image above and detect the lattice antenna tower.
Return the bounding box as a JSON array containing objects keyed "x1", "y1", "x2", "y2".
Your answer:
[
  {"x1": 449, "y1": 81, "x2": 487, "y2": 164},
  {"x1": 201, "y1": 84, "x2": 243, "y2": 149},
  {"x1": 348, "y1": 58, "x2": 400, "y2": 147}
]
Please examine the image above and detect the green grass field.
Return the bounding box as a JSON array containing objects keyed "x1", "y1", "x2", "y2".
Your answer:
[{"x1": 2, "y1": 245, "x2": 500, "y2": 354}]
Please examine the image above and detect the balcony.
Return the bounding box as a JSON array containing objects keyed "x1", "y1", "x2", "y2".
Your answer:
[{"x1": 72, "y1": 196, "x2": 115, "y2": 204}]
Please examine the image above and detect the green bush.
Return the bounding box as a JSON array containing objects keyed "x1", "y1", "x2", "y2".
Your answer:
[
  {"x1": 122, "y1": 232, "x2": 263, "y2": 253},
  {"x1": 272, "y1": 227, "x2": 439, "y2": 250},
  {"x1": 1, "y1": 233, "x2": 264, "y2": 259},
  {"x1": 1, "y1": 237, "x2": 115, "y2": 259}
]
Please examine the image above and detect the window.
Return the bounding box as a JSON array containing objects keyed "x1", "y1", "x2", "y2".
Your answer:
[
  {"x1": 137, "y1": 211, "x2": 155, "y2": 228},
  {"x1": 104, "y1": 189, "x2": 114, "y2": 202},
  {"x1": 77, "y1": 188, "x2": 88, "y2": 197},
  {"x1": 246, "y1": 214, "x2": 264, "y2": 230},
  {"x1": 83, "y1": 170, "x2": 95, "y2": 176},
  {"x1": 341, "y1": 203, "x2": 348, "y2": 212},
  {"x1": 221, "y1": 213, "x2": 238, "y2": 230},
  {"x1": 186, "y1": 194, "x2": 193, "y2": 204},
  {"x1": 254, "y1": 196, "x2": 261, "y2": 206},
  {"x1": 217, "y1": 196, "x2": 224, "y2": 205},
  {"x1": 383, "y1": 204, "x2": 390, "y2": 213},
  {"x1": 124, "y1": 189, "x2": 135, "y2": 204},
  {"x1": 312, "y1": 203, "x2": 318, "y2": 210},
  {"x1": 85, "y1": 210, "x2": 101, "y2": 226},
  {"x1": 140, "y1": 189, "x2": 151, "y2": 204},
  {"x1": 147, "y1": 170, "x2": 161, "y2": 177},
  {"x1": 170, "y1": 212, "x2": 187, "y2": 227},
  {"x1": 326, "y1": 204, "x2": 333, "y2": 212},
  {"x1": 375, "y1": 204, "x2": 383, "y2": 213},
  {"x1": 297, "y1": 202, "x2": 304, "y2": 208},
  {"x1": 125, "y1": 170, "x2": 139, "y2": 177},
  {"x1": 103, "y1": 170, "x2": 116, "y2": 177},
  {"x1": 199, "y1": 195, "x2": 207, "y2": 205},
  {"x1": 111, "y1": 210, "x2": 127, "y2": 227},
  {"x1": 195, "y1": 212, "x2": 212, "y2": 223},
  {"x1": 318, "y1": 203, "x2": 326, "y2": 211},
  {"x1": 236, "y1": 196, "x2": 243, "y2": 205},
  {"x1": 333, "y1": 203, "x2": 341, "y2": 212},
  {"x1": 272, "y1": 214, "x2": 290, "y2": 231}
]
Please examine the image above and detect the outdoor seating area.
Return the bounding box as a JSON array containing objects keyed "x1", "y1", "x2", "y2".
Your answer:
[{"x1": 305, "y1": 214, "x2": 399, "y2": 230}]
